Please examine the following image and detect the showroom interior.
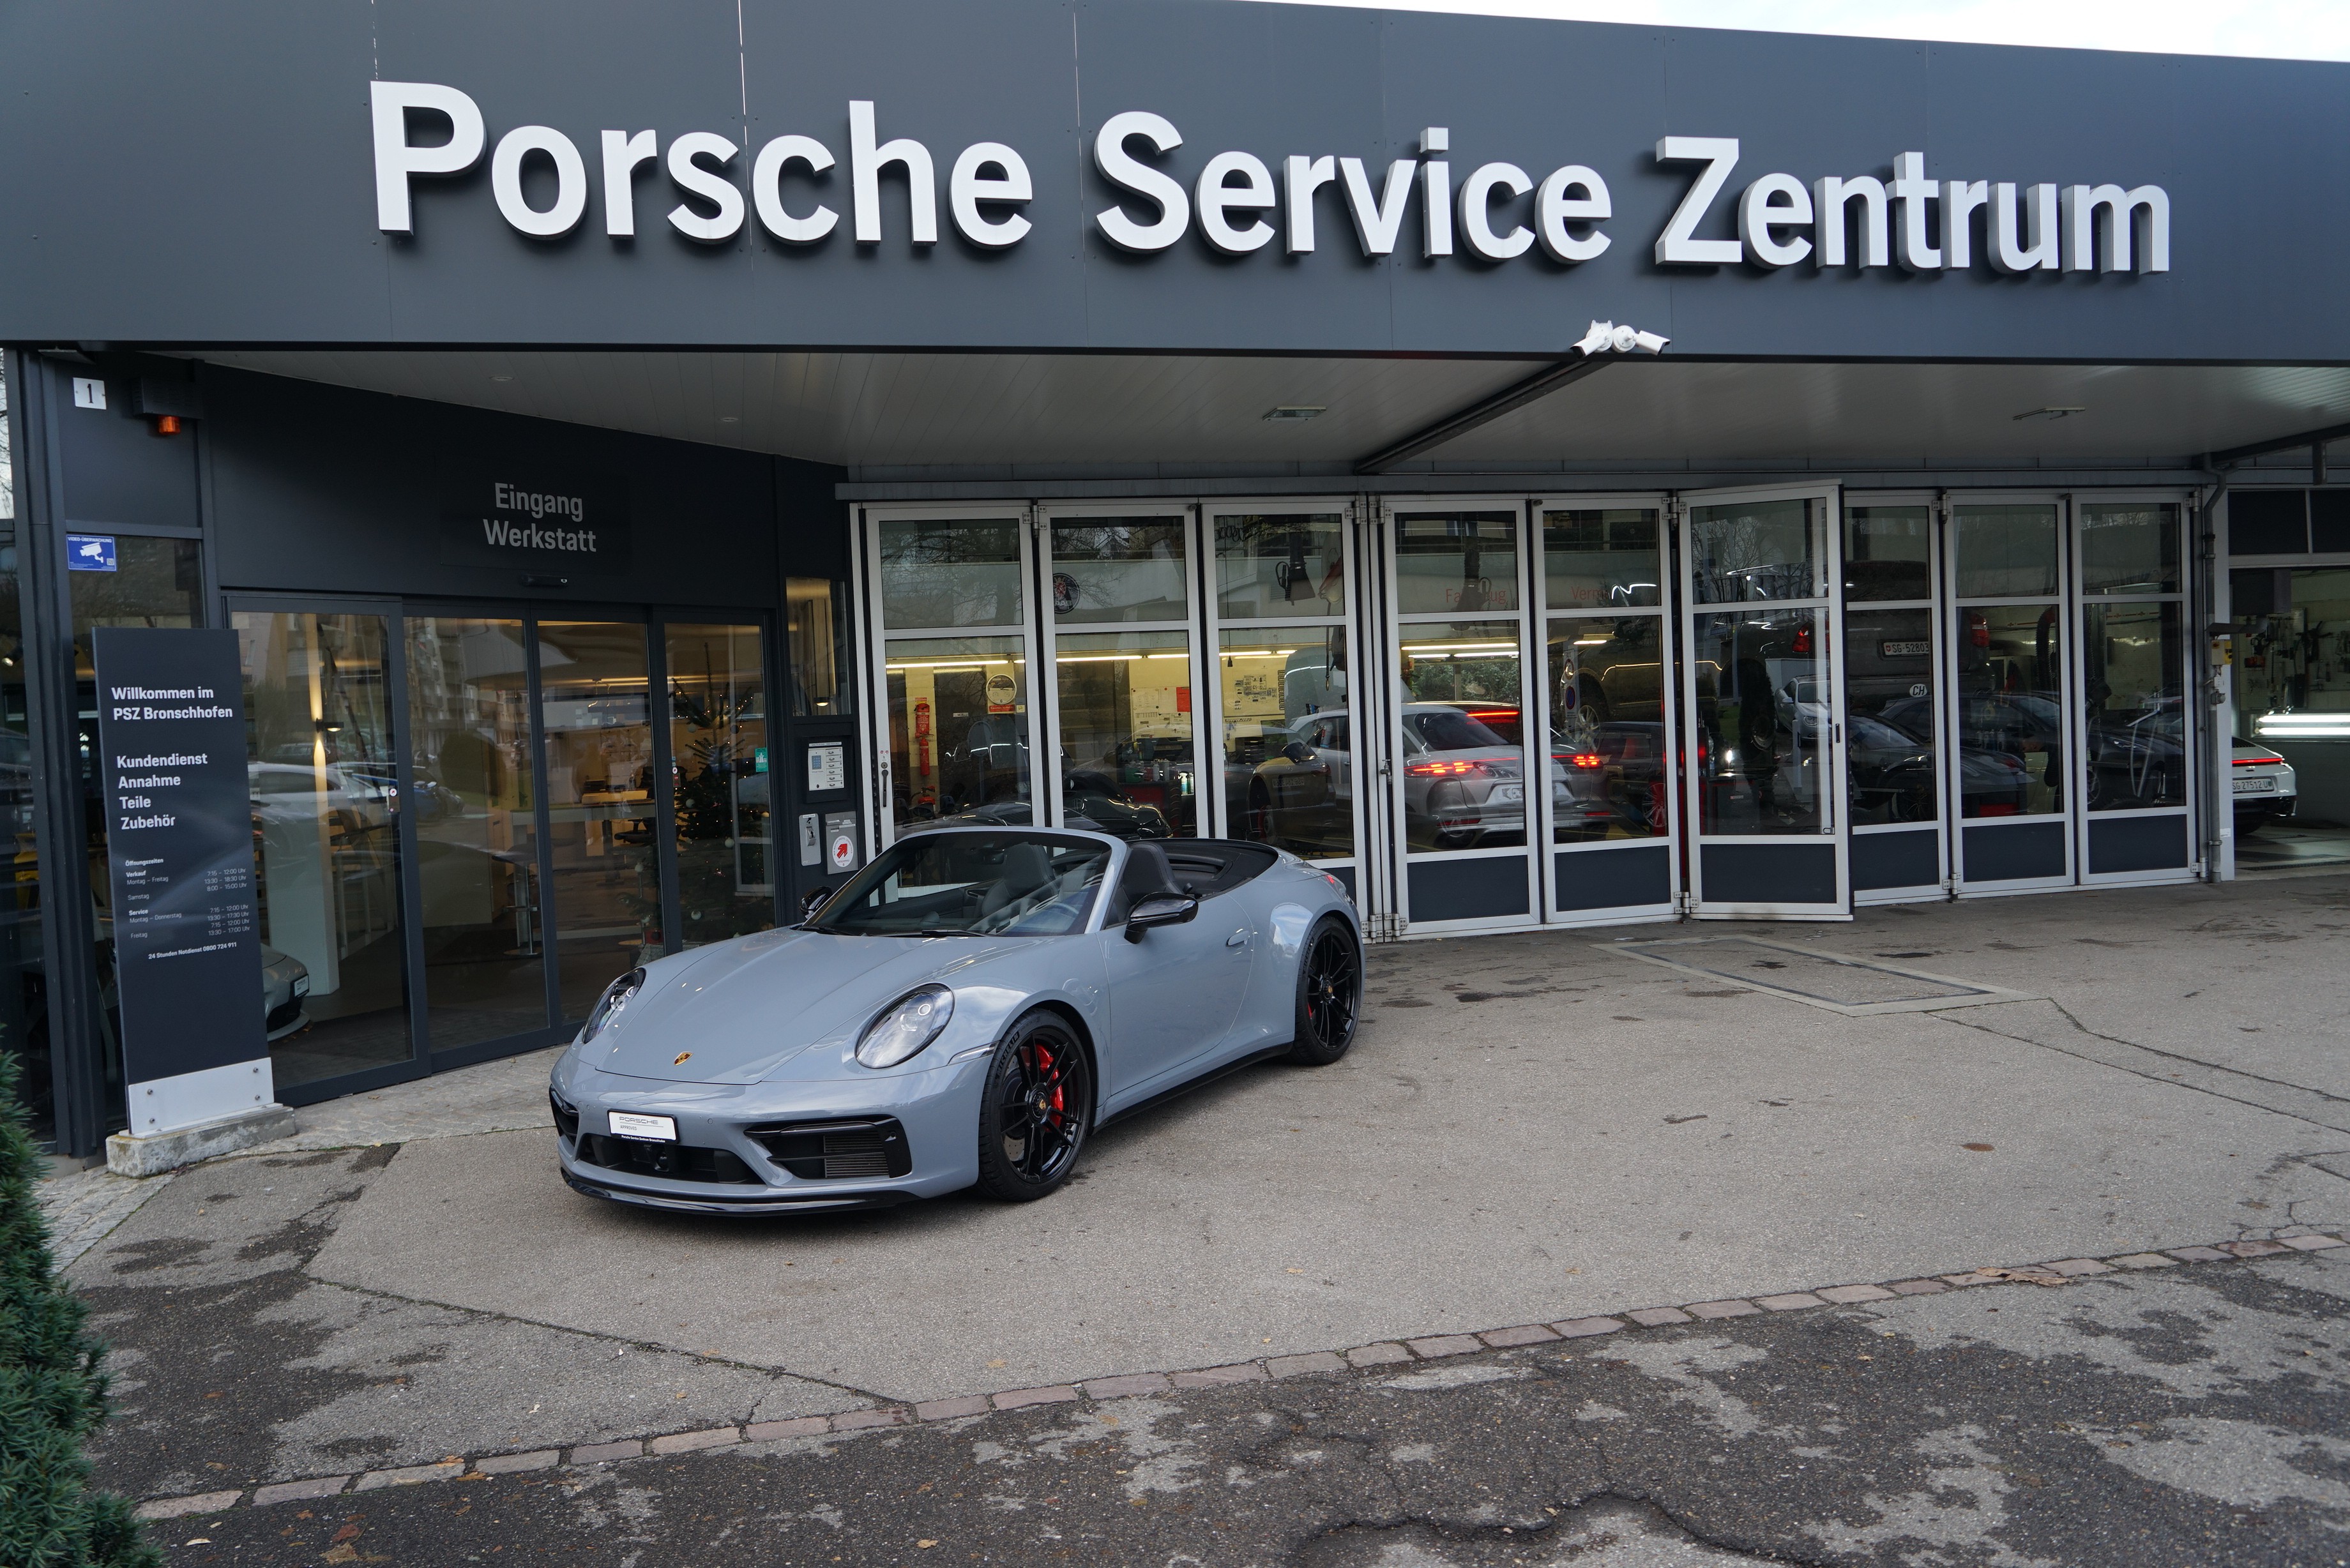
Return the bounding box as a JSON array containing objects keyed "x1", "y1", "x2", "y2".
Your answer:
[{"x1": 4, "y1": 0, "x2": 2349, "y2": 1156}]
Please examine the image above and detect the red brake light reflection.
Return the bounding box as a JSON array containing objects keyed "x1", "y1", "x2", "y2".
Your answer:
[
  {"x1": 1554, "y1": 752, "x2": 1604, "y2": 769},
  {"x1": 1406, "y1": 760, "x2": 1480, "y2": 777}
]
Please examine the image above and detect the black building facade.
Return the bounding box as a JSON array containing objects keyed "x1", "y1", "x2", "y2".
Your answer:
[{"x1": 4, "y1": 0, "x2": 2347, "y2": 1154}]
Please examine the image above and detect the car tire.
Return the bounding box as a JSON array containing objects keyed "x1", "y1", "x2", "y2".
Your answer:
[
  {"x1": 1285, "y1": 917, "x2": 1361, "y2": 1067},
  {"x1": 973, "y1": 1009, "x2": 1093, "y2": 1202}
]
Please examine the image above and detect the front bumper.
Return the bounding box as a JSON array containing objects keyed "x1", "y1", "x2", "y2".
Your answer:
[{"x1": 550, "y1": 1053, "x2": 990, "y2": 1214}]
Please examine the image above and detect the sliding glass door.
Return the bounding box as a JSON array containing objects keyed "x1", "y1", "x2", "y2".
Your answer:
[
  {"x1": 234, "y1": 606, "x2": 420, "y2": 1095},
  {"x1": 1678, "y1": 485, "x2": 1851, "y2": 918},
  {"x1": 233, "y1": 596, "x2": 780, "y2": 1103}
]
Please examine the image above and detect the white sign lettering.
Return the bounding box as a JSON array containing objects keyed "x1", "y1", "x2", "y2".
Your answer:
[{"x1": 368, "y1": 83, "x2": 2169, "y2": 278}]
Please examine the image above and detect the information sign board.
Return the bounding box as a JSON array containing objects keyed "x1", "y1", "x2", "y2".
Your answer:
[{"x1": 92, "y1": 628, "x2": 271, "y2": 1133}]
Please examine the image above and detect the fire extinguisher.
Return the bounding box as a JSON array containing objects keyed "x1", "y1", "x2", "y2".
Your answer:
[{"x1": 914, "y1": 700, "x2": 933, "y2": 778}]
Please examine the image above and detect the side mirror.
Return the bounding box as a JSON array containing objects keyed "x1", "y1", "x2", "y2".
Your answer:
[
  {"x1": 1123, "y1": 892, "x2": 1199, "y2": 943},
  {"x1": 1282, "y1": 741, "x2": 1316, "y2": 765},
  {"x1": 800, "y1": 886, "x2": 835, "y2": 920}
]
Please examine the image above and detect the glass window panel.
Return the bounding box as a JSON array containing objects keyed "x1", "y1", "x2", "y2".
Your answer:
[
  {"x1": 1953, "y1": 604, "x2": 2065, "y2": 817},
  {"x1": 1396, "y1": 619, "x2": 1526, "y2": 851},
  {"x1": 1545, "y1": 616, "x2": 1667, "y2": 843},
  {"x1": 1689, "y1": 608, "x2": 1828, "y2": 834},
  {"x1": 1844, "y1": 505, "x2": 1934, "y2": 603},
  {"x1": 2234, "y1": 566, "x2": 2350, "y2": 745},
  {"x1": 536, "y1": 622, "x2": 658, "y2": 1018},
  {"x1": 1054, "y1": 629, "x2": 1195, "y2": 839},
  {"x1": 877, "y1": 517, "x2": 1024, "y2": 629},
  {"x1": 236, "y1": 612, "x2": 411, "y2": 1091},
  {"x1": 0, "y1": 515, "x2": 45, "y2": 1143},
  {"x1": 406, "y1": 615, "x2": 548, "y2": 1050},
  {"x1": 1049, "y1": 517, "x2": 1190, "y2": 624},
  {"x1": 1953, "y1": 505, "x2": 2060, "y2": 599},
  {"x1": 2079, "y1": 503, "x2": 2181, "y2": 596},
  {"x1": 666, "y1": 623, "x2": 773, "y2": 948},
  {"x1": 73, "y1": 537, "x2": 202, "y2": 1104},
  {"x1": 1213, "y1": 512, "x2": 1346, "y2": 619},
  {"x1": 1542, "y1": 508, "x2": 1661, "y2": 610},
  {"x1": 2083, "y1": 601, "x2": 2187, "y2": 810},
  {"x1": 1393, "y1": 512, "x2": 1520, "y2": 617},
  {"x1": 1688, "y1": 498, "x2": 1820, "y2": 604},
  {"x1": 1843, "y1": 607, "x2": 1941, "y2": 825},
  {"x1": 785, "y1": 577, "x2": 848, "y2": 716},
  {"x1": 1217, "y1": 627, "x2": 1353, "y2": 861},
  {"x1": 886, "y1": 635, "x2": 1031, "y2": 834}
]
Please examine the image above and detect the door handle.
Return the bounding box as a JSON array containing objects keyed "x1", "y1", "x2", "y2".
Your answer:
[{"x1": 1227, "y1": 928, "x2": 1248, "y2": 948}]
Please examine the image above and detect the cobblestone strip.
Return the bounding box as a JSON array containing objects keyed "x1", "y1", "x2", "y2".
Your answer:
[{"x1": 133, "y1": 1230, "x2": 2347, "y2": 1520}]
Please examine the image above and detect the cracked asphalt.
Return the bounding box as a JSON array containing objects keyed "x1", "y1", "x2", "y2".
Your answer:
[
  {"x1": 57, "y1": 871, "x2": 2350, "y2": 1564},
  {"x1": 133, "y1": 1250, "x2": 2350, "y2": 1566}
]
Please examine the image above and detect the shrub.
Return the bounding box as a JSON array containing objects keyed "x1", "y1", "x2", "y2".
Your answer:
[{"x1": 0, "y1": 1052, "x2": 160, "y2": 1567}]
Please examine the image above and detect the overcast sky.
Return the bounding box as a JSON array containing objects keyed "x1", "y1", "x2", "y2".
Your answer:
[{"x1": 1262, "y1": 0, "x2": 2350, "y2": 63}]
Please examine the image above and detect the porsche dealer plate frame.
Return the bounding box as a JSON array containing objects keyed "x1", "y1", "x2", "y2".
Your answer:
[{"x1": 609, "y1": 1112, "x2": 678, "y2": 1142}]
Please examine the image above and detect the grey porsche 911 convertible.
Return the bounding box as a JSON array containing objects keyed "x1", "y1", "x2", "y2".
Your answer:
[{"x1": 549, "y1": 828, "x2": 1362, "y2": 1213}]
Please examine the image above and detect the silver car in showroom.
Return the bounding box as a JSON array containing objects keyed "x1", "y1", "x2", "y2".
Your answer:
[{"x1": 549, "y1": 828, "x2": 1362, "y2": 1212}]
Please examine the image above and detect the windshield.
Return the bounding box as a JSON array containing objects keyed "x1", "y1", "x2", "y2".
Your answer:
[
  {"x1": 810, "y1": 831, "x2": 1111, "y2": 937},
  {"x1": 1406, "y1": 707, "x2": 1513, "y2": 751}
]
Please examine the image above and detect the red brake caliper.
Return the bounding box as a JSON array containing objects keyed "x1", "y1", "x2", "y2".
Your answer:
[{"x1": 1036, "y1": 1046, "x2": 1063, "y2": 1126}]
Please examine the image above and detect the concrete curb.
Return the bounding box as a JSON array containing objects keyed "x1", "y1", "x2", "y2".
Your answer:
[{"x1": 132, "y1": 1230, "x2": 2346, "y2": 1521}]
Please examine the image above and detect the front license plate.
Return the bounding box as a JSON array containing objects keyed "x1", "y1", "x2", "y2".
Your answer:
[
  {"x1": 609, "y1": 1112, "x2": 678, "y2": 1142},
  {"x1": 2233, "y1": 776, "x2": 2277, "y2": 794},
  {"x1": 1487, "y1": 783, "x2": 1524, "y2": 804}
]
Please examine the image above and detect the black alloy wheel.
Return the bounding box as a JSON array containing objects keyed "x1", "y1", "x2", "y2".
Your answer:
[
  {"x1": 974, "y1": 1009, "x2": 1093, "y2": 1202},
  {"x1": 1285, "y1": 917, "x2": 1361, "y2": 1066}
]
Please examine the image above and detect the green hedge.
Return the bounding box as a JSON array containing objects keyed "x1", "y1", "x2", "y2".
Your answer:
[{"x1": 0, "y1": 1053, "x2": 160, "y2": 1568}]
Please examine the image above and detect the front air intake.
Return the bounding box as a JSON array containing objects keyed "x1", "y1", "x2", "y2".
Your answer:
[{"x1": 747, "y1": 1117, "x2": 912, "y2": 1181}]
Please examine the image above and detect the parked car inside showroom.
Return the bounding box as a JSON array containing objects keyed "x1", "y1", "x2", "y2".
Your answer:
[
  {"x1": 2231, "y1": 739, "x2": 2297, "y2": 834},
  {"x1": 549, "y1": 827, "x2": 1361, "y2": 1212}
]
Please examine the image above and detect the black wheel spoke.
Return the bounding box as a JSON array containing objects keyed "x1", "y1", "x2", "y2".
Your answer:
[{"x1": 985, "y1": 1023, "x2": 1091, "y2": 1191}]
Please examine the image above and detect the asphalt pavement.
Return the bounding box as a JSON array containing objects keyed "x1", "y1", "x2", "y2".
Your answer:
[
  {"x1": 135, "y1": 1246, "x2": 2350, "y2": 1567},
  {"x1": 52, "y1": 869, "x2": 2350, "y2": 1563}
]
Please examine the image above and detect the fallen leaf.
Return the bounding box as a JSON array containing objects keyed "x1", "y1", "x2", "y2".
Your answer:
[
  {"x1": 986, "y1": 1359, "x2": 1006, "y2": 1369},
  {"x1": 916, "y1": 1540, "x2": 937, "y2": 1549},
  {"x1": 1962, "y1": 1142, "x2": 1994, "y2": 1152},
  {"x1": 1971, "y1": 1266, "x2": 2069, "y2": 1288}
]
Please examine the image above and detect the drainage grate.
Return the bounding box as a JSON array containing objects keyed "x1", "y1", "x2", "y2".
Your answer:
[{"x1": 1600, "y1": 937, "x2": 2037, "y2": 1015}]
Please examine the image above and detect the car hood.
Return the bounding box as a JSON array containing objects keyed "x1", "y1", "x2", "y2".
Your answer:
[{"x1": 579, "y1": 926, "x2": 1047, "y2": 1085}]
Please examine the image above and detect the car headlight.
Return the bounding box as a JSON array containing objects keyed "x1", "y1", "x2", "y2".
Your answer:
[
  {"x1": 856, "y1": 985, "x2": 955, "y2": 1069},
  {"x1": 582, "y1": 967, "x2": 646, "y2": 1044}
]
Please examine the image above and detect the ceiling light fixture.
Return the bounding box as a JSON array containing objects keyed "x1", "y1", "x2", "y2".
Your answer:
[
  {"x1": 490, "y1": 373, "x2": 514, "y2": 383},
  {"x1": 2012, "y1": 405, "x2": 2086, "y2": 422},
  {"x1": 1264, "y1": 406, "x2": 1326, "y2": 422}
]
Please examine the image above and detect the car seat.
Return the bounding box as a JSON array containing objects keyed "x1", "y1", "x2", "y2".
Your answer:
[{"x1": 982, "y1": 841, "x2": 1053, "y2": 916}]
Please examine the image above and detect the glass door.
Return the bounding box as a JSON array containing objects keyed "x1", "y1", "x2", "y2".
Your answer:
[
  {"x1": 2073, "y1": 497, "x2": 2195, "y2": 884},
  {"x1": 864, "y1": 509, "x2": 1042, "y2": 846},
  {"x1": 1202, "y1": 502, "x2": 1365, "y2": 893},
  {"x1": 232, "y1": 605, "x2": 422, "y2": 1098},
  {"x1": 1678, "y1": 485, "x2": 1851, "y2": 918},
  {"x1": 534, "y1": 621, "x2": 659, "y2": 1021},
  {"x1": 1382, "y1": 501, "x2": 1540, "y2": 931},
  {"x1": 1531, "y1": 496, "x2": 1678, "y2": 923},
  {"x1": 1842, "y1": 497, "x2": 1948, "y2": 901},
  {"x1": 663, "y1": 621, "x2": 775, "y2": 946},
  {"x1": 1946, "y1": 497, "x2": 2074, "y2": 892},
  {"x1": 405, "y1": 614, "x2": 555, "y2": 1053},
  {"x1": 1038, "y1": 509, "x2": 1203, "y2": 839}
]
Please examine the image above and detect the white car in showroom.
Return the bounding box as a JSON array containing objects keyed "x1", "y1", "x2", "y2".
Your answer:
[{"x1": 2232, "y1": 739, "x2": 2297, "y2": 835}]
